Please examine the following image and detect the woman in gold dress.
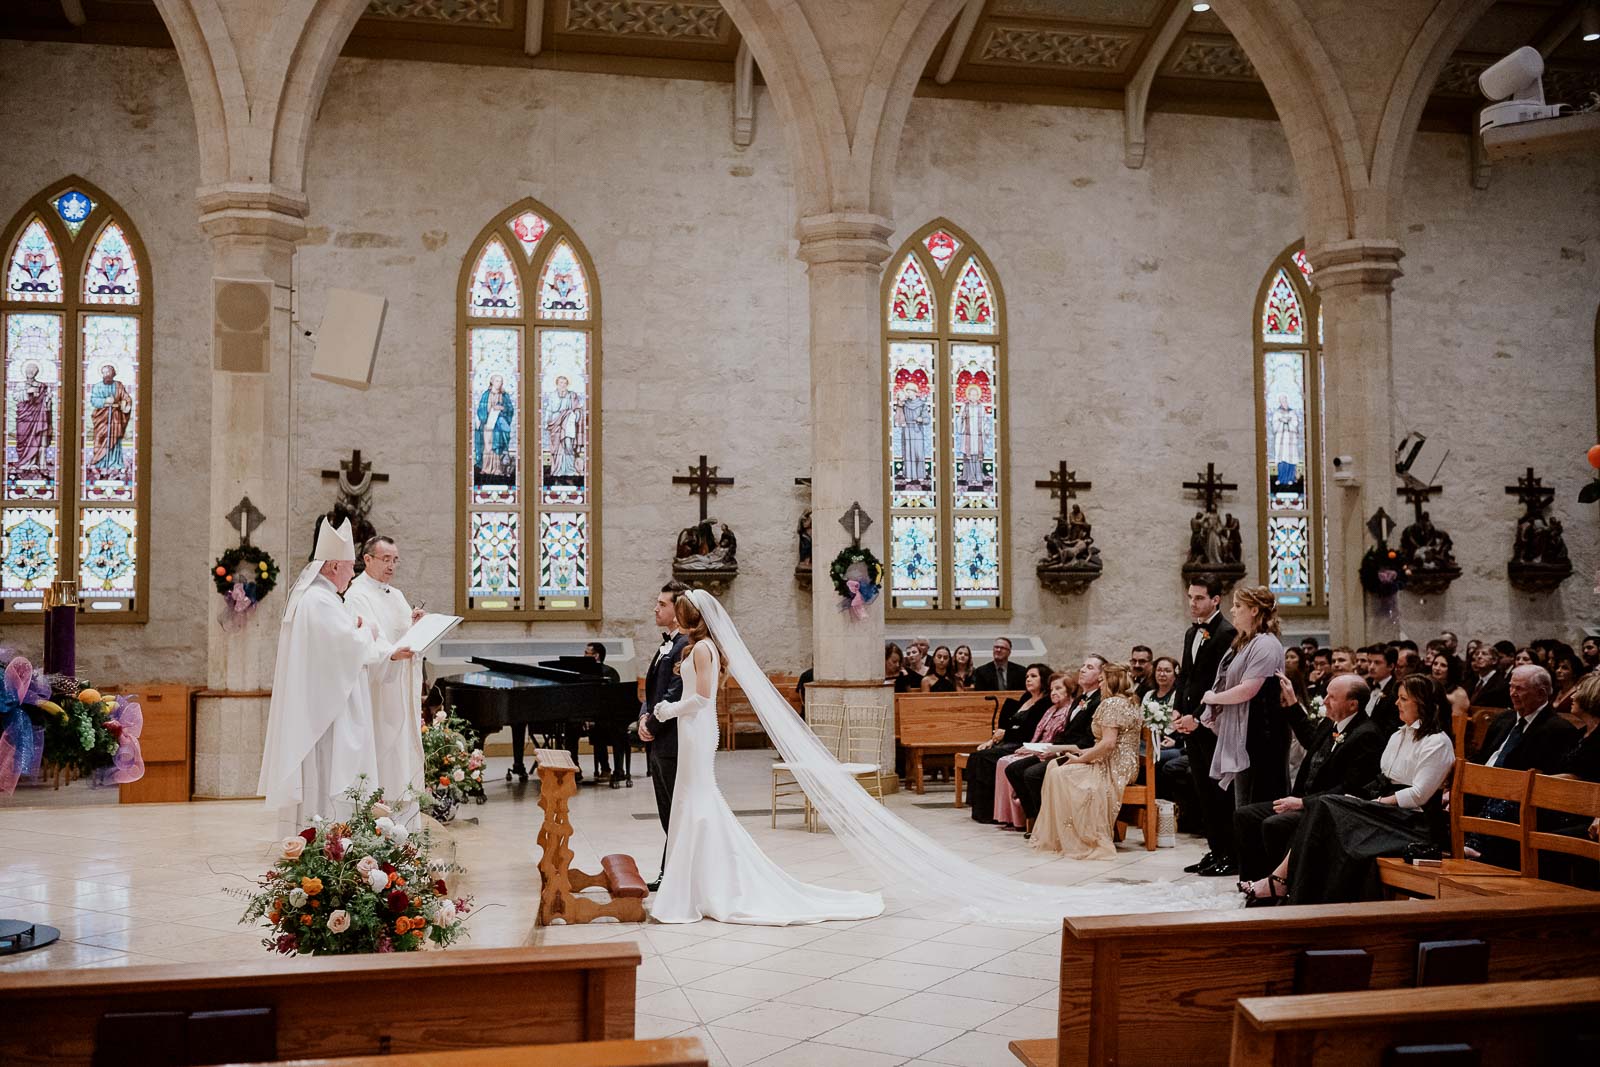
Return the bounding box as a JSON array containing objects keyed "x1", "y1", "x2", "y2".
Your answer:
[{"x1": 1030, "y1": 662, "x2": 1145, "y2": 861}]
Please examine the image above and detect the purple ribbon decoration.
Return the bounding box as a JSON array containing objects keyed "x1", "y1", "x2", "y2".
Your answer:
[{"x1": 1, "y1": 655, "x2": 48, "y2": 795}]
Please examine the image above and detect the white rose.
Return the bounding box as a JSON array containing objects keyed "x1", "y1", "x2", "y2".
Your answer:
[
  {"x1": 471, "y1": 749, "x2": 483, "y2": 759},
  {"x1": 356, "y1": 855, "x2": 379, "y2": 875},
  {"x1": 453, "y1": 769, "x2": 465, "y2": 782},
  {"x1": 367, "y1": 868, "x2": 390, "y2": 893},
  {"x1": 374, "y1": 816, "x2": 395, "y2": 837},
  {"x1": 434, "y1": 900, "x2": 457, "y2": 923},
  {"x1": 288, "y1": 888, "x2": 308, "y2": 907},
  {"x1": 390, "y1": 825, "x2": 410, "y2": 846},
  {"x1": 326, "y1": 909, "x2": 351, "y2": 934},
  {"x1": 472, "y1": 770, "x2": 482, "y2": 781}
]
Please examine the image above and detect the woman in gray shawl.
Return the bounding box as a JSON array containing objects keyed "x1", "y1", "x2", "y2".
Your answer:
[{"x1": 1199, "y1": 585, "x2": 1288, "y2": 805}]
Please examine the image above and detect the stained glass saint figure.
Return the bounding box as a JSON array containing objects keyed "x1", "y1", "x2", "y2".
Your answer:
[
  {"x1": 87, "y1": 363, "x2": 132, "y2": 475},
  {"x1": 12, "y1": 360, "x2": 51, "y2": 473},
  {"x1": 542, "y1": 374, "x2": 584, "y2": 482},
  {"x1": 1268, "y1": 393, "x2": 1303, "y2": 496},
  {"x1": 474, "y1": 374, "x2": 515, "y2": 482},
  {"x1": 895, "y1": 384, "x2": 932, "y2": 490}
]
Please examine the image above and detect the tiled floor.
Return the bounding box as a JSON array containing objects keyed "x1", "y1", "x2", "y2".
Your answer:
[{"x1": 0, "y1": 748, "x2": 1222, "y2": 1066}]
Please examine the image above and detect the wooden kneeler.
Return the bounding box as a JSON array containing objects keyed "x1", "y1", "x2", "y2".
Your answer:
[{"x1": 534, "y1": 749, "x2": 648, "y2": 925}]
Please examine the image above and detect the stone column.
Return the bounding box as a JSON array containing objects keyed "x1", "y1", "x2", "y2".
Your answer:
[
  {"x1": 1308, "y1": 239, "x2": 1404, "y2": 646},
  {"x1": 191, "y1": 187, "x2": 307, "y2": 798},
  {"x1": 796, "y1": 212, "x2": 898, "y2": 780}
]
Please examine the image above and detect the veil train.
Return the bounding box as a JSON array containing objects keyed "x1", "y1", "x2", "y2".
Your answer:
[{"x1": 688, "y1": 589, "x2": 1238, "y2": 923}]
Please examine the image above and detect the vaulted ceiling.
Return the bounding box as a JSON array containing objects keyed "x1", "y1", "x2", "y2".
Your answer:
[{"x1": 6, "y1": 0, "x2": 1600, "y2": 131}]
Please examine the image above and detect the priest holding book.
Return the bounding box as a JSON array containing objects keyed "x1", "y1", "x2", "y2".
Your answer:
[
  {"x1": 346, "y1": 534, "x2": 428, "y2": 829},
  {"x1": 258, "y1": 516, "x2": 414, "y2": 832}
]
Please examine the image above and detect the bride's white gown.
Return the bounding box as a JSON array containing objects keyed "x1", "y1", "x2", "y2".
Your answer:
[{"x1": 647, "y1": 639, "x2": 884, "y2": 925}]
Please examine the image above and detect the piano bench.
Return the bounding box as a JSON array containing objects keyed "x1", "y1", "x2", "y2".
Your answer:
[{"x1": 602, "y1": 854, "x2": 649, "y2": 899}]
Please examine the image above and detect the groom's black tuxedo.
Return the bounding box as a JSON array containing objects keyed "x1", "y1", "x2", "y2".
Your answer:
[{"x1": 642, "y1": 632, "x2": 689, "y2": 843}]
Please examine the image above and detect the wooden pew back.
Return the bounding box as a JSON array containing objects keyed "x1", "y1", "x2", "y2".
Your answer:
[
  {"x1": 1525, "y1": 772, "x2": 1600, "y2": 878},
  {"x1": 0, "y1": 944, "x2": 641, "y2": 1067},
  {"x1": 236, "y1": 1037, "x2": 710, "y2": 1067},
  {"x1": 1054, "y1": 895, "x2": 1600, "y2": 1066},
  {"x1": 1451, "y1": 759, "x2": 1533, "y2": 862},
  {"x1": 893, "y1": 691, "x2": 1020, "y2": 743},
  {"x1": 1229, "y1": 977, "x2": 1600, "y2": 1067}
]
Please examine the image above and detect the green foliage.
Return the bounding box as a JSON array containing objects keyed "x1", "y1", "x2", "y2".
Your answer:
[{"x1": 422, "y1": 711, "x2": 487, "y2": 816}]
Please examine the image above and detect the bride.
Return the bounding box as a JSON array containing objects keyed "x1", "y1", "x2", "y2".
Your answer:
[
  {"x1": 648, "y1": 592, "x2": 883, "y2": 924},
  {"x1": 650, "y1": 589, "x2": 1236, "y2": 926}
]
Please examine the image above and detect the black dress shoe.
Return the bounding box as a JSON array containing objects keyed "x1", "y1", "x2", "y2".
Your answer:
[
  {"x1": 1199, "y1": 856, "x2": 1237, "y2": 877},
  {"x1": 1183, "y1": 851, "x2": 1215, "y2": 874},
  {"x1": 645, "y1": 878, "x2": 662, "y2": 893}
]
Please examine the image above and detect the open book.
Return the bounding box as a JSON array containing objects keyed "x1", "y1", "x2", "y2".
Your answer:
[{"x1": 395, "y1": 612, "x2": 463, "y2": 655}]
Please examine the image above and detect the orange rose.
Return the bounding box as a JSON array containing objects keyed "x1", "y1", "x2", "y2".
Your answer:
[
  {"x1": 439, "y1": 776, "x2": 449, "y2": 786},
  {"x1": 300, "y1": 877, "x2": 323, "y2": 896},
  {"x1": 267, "y1": 910, "x2": 281, "y2": 925},
  {"x1": 394, "y1": 917, "x2": 411, "y2": 934},
  {"x1": 300, "y1": 914, "x2": 313, "y2": 925}
]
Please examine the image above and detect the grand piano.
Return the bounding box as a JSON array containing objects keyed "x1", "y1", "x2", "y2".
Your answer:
[{"x1": 434, "y1": 656, "x2": 639, "y2": 785}]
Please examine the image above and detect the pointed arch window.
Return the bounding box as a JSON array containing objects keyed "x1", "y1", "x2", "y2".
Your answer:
[
  {"x1": 1255, "y1": 242, "x2": 1325, "y2": 612},
  {"x1": 0, "y1": 180, "x2": 151, "y2": 621},
  {"x1": 457, "y1": 199, "x2": 602, "y2": 619},
  {"x1": 882, "y1": 221, "x2": 1008, "y2": 617}
]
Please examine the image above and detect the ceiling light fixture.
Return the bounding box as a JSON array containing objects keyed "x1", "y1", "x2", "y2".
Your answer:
[
  {"x1": 1582, "y1": 3, "x2": 1599, "y2": 42},
  {"x1": 1192, "y1": 2, "x2": 1212, "y2": 11}
]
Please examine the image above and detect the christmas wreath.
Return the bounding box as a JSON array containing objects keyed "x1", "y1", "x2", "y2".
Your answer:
[
  {"x1": 829, "y1": 545, "x2": 883, "y2": 621},
  {"x1": 1359, "y1": 545, "x2": 1406, "y2": 598},
  {"x1": 213, "y1": 546, "x2": 280, "y2": 604}
]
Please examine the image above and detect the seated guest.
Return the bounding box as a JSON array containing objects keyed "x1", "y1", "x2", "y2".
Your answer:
[
  {"x1": 1299, "y1": 637, "x2": 1319, "y2": 664},
  {"x1": 952, "y1": 644, "x2": 976, "y2": 691},
  {"x1": 1469, "y1": 641, "x2": 1511, "y2": 708},
  {"x1": 1329, "y1": 646, "x2": 1357, "y2": 679},
  {"x1": 1030, "y1": 662, "x2": 1145, "y2": 860},
  {"x1": 1472, "y1": 665, "x2": 1579, "y2": 772},
  {"x1": 1004, "y1": 657, "x2": 1106, "y2": 832},
  {"x1": 966, "y1": 663, "x2": 1052, "y2": 823},
  {"x1": 1553, "y1": 649, "x2": 1584, "y2": 715},
  {"x1": 584, "y1": 641, "x2": 621, "y2": 682},
  {"x1": 1307, "y1": 647, "x2": 1332, "y2": 698},
  {"x1": 1232, "y1": 673, "x2": 1382, "y2": 882},
  {"x1": 1240, "y1": 675, "x2": 1455, "y2": 906},
  {"x1": 1582, "y1": 635, "x2": 1600, "y2": 674},
  {"x1": 1429, "y1": 651, "x2": 1470, "y2": 720},
  {"x1": 1365, "y1": 647, "x2": 1400, "y2": 735},
  {"x1": 887, "y1": 643, "x2": 917, "y2": 694},
  {"x1": 583, "y1": 642, "x2": 626, "y2": 785},
  {"x1": 921, "y1": 645, "x2": 958, "y2": 692},
  {"x1": 1559, "y1": 672, "x2": 1600, "y2": 781},
  {"x1": 973, "y1": 636, "x2": 1023, "y2": 691},
  {"x1": 1494, "y1": 639, "x2": 1518, "y2": 675},
  {"x1": 993, "y1": 671, "x2": 1079, "y2": 829},
  {"x1": 1129, "y1": 645, "x2": 1155, "y2": 697},
  {"x1": 1282, "y1": 646, "x2": 1307, "y2": 698},
  {"x1": 902, "y1": 639, "x2": 930, "y2": 687},
  {"x1": 1199, "y1": 585, "x2": 1288, "y2": 806},
  {"x1": 1541, "y1": 674, "x2": 1600, "y2": 886},
  {"x1": 1395, "y1": 647, "x2": 1422, "y2": 681},
  {"x1": 1148, "y1": 655, "x2": 1181, "y2": 755},
  {"x1": 1514, "y1": 646, "x2": 1536, "y2": 667}
]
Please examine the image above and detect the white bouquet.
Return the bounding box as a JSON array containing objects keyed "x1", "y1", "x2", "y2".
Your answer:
[
  {"x1": 1308, "y1": 694, "x2": 1326, "y2": 719},
  {"x1": 1140, "y1": 693, "x2": 1174, "y2": 733}
]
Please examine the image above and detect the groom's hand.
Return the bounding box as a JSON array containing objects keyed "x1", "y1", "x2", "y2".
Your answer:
[{"x1": 638, "y1": 714, "x2": 654, "y2": 742}]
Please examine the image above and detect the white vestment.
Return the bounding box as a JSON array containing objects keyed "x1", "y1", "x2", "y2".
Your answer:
[
  {"x1": 344, "y1": 572, "x2": 425, "y2": 827},
  {"x1": 257, "y1": 575, "x2": 385, "y2": 830}
]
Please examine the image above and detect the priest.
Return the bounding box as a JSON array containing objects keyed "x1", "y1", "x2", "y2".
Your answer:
[
  {"x1": 345, "y1": 534, "x2": 427, "y2": 829},
  {"x1": 257, "y1": 515, "x2": 414, "y2": 832}
]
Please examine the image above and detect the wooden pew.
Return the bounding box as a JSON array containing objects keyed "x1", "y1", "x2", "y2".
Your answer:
[
  {"x1": 719, "y1": 673, "x2": 802, "y2": 750},
  {"x1": 1229, "y1": 977, "x2": 1600, "y2": 1067},
  {"x1": 894, "y1": 691, "x2": 1018, "y2": 794},
  {"x1": 1112, "y1": 726, "x2": 1160, "y2": 852},
  {"x1": 1013, "y1": 894, "x2": 1600, "y2": 1067},
  {"x1": 0, "y1": 944, "x2": 641, "y2": 1067},
  {"x1": 234, "y1": 1037, "x2": 710, "y2": 1067},
  {"x1": 1452, "y1": 705, "x2": 1502, "y2": 760}
]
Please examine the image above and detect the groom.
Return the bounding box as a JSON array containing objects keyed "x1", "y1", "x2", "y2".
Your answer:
[{"x1": 638, "y1": 580, "x2": 690, "y2": 890}]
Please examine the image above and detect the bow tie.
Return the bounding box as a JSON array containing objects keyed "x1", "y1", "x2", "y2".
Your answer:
[{"x1": 661, "y1": 632, "x2": 672, "y2": 643}]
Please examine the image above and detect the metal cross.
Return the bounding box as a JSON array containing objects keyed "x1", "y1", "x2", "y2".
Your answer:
[
  {"x1": 1183, "y1": 463, "x2": 1238, "y2": 513},
  {"x1": 1034, "y1": 462, "x2": 1092, "y2": 523},
  {"x1": 1504, "y1": 467, "x2": 1555, "y2": 515},
  {"x1": 1367, "y1": 507, "x2": 1396, "y2": 546},
  {"x1": 320, "y1": 448, "x2": 389, "y2": 496},
  {"x1": 838, "y1": 501, "x2": 873, "y2": 547},
  {"x1": 672, "y1": 455, "x2": 734, "y2": 522},
  {"x1": 225, "y1": 495, "x2": 266, "y2": 547},
  {"x1": 1397, "y1": 482, "x2": 1443, "y2": 525}
]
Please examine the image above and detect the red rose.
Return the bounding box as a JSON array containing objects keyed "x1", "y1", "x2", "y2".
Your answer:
[
  {"x1": 299, "y1": 828, "x2": 316, "y2": 843},
  {"x1": 433, "y1": 879, "x2": 448, "y2": 896},
  {"x1": 324, "y1": 836, "x2": 346, "y2": 861},
  {"x1": 380, "y1": 862, "x2": 396, "y2": 875},
  {"x1": 386, "y1": 889, "x2": 410, "y2": 915},
  {"x1": 106, "y1": 721, "x2": 123, "y2": 738}
]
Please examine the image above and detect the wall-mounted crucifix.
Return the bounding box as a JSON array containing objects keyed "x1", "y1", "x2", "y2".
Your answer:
[
  {"x1": 1396, "y1": 481, "x2": 1460, "y2": 594},
  {"x1": 671, "y1": 455, "x2": 738, "y2": 589},
  {"x1": 1397, "y1": 482, "x2": 1442, "y2": 526},
  {"x1": 838, "y1": 501, "x2": 873, "y2": 549},
  {"x1": 226, "y1": 495, "x2": 266, "y2": 547},
  {"x1": 672, "y1": 455, "x2": 734, "y2": 522},
  {"x1": 1035, "y1": 462, "x2": 1101, "y2": 593},
  {"x1": 1504, "y1": 467, "x2": 1571, "y2": 591},
  {"x1": 1181, "y1": 461, "x2": 1245, "y2": 585},
  {"x1": 1183, "y1": 462, "x2": 1238, "y2": 514},
  {"x1": 1034, "y1": 461, "x2": 1092, "y2": 523},
  {"x1": 320, "y1": 448, "x2": 388, "y2": 548}
]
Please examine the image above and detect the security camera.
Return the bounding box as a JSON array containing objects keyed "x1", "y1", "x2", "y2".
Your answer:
[
  {"x1": 1479, "y1": 46, "x2": 1566, "y2": 132},
  {"x1": 1331, "y1": 455, "x2": 1358, "y2": 487}
]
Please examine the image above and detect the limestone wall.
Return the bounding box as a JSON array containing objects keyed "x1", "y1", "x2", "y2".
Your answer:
[{"x1": 0, "y1": 39, "x2": 1593, "y2": 684}]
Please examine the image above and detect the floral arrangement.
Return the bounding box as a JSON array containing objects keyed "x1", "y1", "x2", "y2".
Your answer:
[
  {"x1": 241, "y1": 782, "x2": 471, "y2": 956},
  {"x1": 421, "y1": 712, "x2": 486, "y2": 822},
  {"x1": 1359, "y1": 545, "x2": 1406, "y2": 598},
  {"x1": 0, "y1": 652, "x2": 143, "y2": 794},
  {"x1": 829, "y1": 545, "x2": 883, "y2": 621},
  {"x1": 1139, "y1": 692, "x2": 1174, "y2": 733},
  {"x1": 1307, "y1": 694, "x2": 1326, "y2": 719},
  {"x1": 213, "y1": 545, "x2": 279, "y2": 630}
]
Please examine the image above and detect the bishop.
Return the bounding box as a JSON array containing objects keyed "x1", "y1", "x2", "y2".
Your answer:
[
  {"x1": 344, "y1": 534, "x2": 428, "y2": 829},
  {"x1": 257, "y1": 516, "x2": 414, "y2": 832}
]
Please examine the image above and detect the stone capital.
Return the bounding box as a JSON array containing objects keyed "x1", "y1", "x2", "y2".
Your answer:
[
  {"x1": 1305, "y1": 239, "x2": 1405, "y2": 295},
  {"x1": 795, "y1": 212, "x2": 895, "y2": 269},
  {"x1": 196, "y1": 182, "x2": 310, "y2": 244}
]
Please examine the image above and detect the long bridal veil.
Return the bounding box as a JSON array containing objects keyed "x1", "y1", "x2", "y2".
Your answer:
[{"x1": 689, "y1": 590, "x2": 1237, "y2": 923}]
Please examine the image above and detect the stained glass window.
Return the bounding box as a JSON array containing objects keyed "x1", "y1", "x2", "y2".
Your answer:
[
  {"x1": 1256, "y1": 244, "x2": 1323, "y2": 611},
  {"x1": 882, "y1": 221, "x2": 1007, "y2": 615},
  {"x1": 2, "y1": 180, "x2": 150, "y2": 619},
  {"x1": 459, "y1": 201, "x2": 601, "y2": 618}
]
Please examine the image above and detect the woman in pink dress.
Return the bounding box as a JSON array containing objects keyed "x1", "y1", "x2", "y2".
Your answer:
[{"x1": 994, "y1": 672, "x2": 1076, "y2": 829}]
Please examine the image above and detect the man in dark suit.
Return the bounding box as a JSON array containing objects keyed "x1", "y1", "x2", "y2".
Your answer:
[
  {"x1": 1009, "y1": 656, "x2": 1104, "y2": 829},
  {"x1": 1469, "y1": 665, "x2": 1578, "y2": 869},
  {"x1": 1232, "y1": 674, "x2": 1384, "y2": 881},
  {"x1": 1365, "y1": 647, "x2": 1400, "y2": 736},
  {"x1": 1468, "y1": 644, "x2": 1512, "y2": 708},
  {"x1": 972, "y1": 636, "x2": 1022, "y2": 691},
  {"x1": 1172, "y1": 578, "x2": 1238, "y2": 876},
  {"x1": 637, "y1": 581, "x2": 690, "y2": 889}
]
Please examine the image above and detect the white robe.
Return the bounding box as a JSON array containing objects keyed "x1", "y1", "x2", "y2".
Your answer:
[
  {"x1": 257, "y1": 575, "x2": 385, "y2": 830},
  {"x1": 345, "y1": 572, "x2": 425, "y2": 827}
]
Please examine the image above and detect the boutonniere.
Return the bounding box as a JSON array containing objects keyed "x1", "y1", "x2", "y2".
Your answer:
[
  {"x1": 1198, "y1": 627, "x2": 1211, "y2": 643},
  {"x1": 1331, "y1": 731, "x2": 1346, "y2": 746}
]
